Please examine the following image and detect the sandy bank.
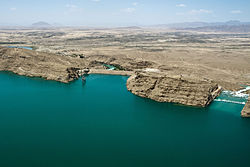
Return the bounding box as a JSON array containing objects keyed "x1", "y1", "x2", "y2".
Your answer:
[{"x1": 89, "y1": 69, "x2": 134, "y2": 76}]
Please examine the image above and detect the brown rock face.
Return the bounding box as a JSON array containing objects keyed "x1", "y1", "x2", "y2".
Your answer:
[
  {"x1": 66, "y1": 67, "x2": 81, "y2": 81},
  {"x1": 127, "y1": 72, "x2": 222, "y2": 107},
  {"x1": 0, "y1": 47, "x2": 154, "y2": 83},
  {"x1": 0, "y1": 47, "x2": 87, "y2": 83},
  {"x1": 241, "y1": 98, "x2": 250, "y2": 117}
]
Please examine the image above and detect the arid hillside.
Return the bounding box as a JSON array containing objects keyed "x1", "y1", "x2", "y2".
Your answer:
[{"x1": 0, "y1": 27, "x2": 249, "y2": 90}]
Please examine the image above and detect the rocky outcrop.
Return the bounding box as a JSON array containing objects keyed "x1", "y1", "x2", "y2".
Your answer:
[
  {"x1": 241, "y1": 98, "x2": 250, "y2": 117},
  {"x1": 66, "y1": 67, "x2": 81, "y2": 81},
  {"x1": 127, "y1": 72, "x2": 222, "y2": 107},
  {"x1": 66, "y1": 68, "x2": 90, "y2": 82},
  {"x1": 0, "y1": 47, "x2": 152, "y2": 83},
  {"x1": 0, "y1": 47, "x2": 87, "y2": 83}
]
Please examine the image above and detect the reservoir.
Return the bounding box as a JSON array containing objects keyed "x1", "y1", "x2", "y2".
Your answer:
[{"x1": 0, "y1": 72, "x2": 250, "y2": 167}]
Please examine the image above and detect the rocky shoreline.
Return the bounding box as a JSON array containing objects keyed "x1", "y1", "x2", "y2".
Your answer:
[
  {"x1": 0, "y1": 47, "x2": 88, "y2": 83},
  {"x1": 1, "y1": 47, "x2": 249, "y2": 116},
  {"x1": 127, "y1": 72, "x2": 222, "y2": 107},
  {"x1": 241, "y1": 98, "x2": 250, "y2": 117}
]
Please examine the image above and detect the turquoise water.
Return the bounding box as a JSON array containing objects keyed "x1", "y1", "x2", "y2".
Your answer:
[
  {"x1": 103, "y1": 64, "x2": 116, "y2": 70},
  {"x1": 0, "y1": 72, "x2": 250, "y2": 167},
  {"x1": 7, "y1": 46, "x2": 33, "y2": 50}
]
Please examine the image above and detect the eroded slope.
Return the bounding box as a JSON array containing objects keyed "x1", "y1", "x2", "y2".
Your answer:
[{"x1": 127, "y1": 72, "x2": 222, "y2": 107}]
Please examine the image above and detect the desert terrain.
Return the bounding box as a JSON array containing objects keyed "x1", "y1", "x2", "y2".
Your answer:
[{"x1": 0, "y1": 27, "x2": 249, "y2": 90}]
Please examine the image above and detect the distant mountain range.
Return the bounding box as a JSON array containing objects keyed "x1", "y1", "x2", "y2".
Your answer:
[
  {"x1": 184, "y1": 24, "x2": 250, "y2": 33},
  {"x1": 154, "y1": 20, "x2": 250, "y2": 29},
  {"x1": 31, "y1": 21, "x2": 52, "y2": 27},
  {"x1": 0, "y1": 20, "x2": 250, "y2": 32},
  {"x1": 151, "y1": 21, "x2": 250, "y2": 32}
]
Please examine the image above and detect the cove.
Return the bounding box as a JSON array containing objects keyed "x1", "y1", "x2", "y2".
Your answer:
[{"x1": 0, "y1": 72, "x2": 250, "y2": 167}]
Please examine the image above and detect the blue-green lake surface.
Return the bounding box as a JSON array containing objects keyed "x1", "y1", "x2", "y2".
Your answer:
[
  {"x1": 7, "y1": 46, "x2": 33, "y2": 50},
  {"x1": 0, "y1": 72, "x2": 250, "y2": 167}
]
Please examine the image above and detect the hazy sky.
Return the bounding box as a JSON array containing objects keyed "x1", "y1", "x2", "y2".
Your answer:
[{"x1": 0, "y1": 0, "x2": 249, "y2": 26}]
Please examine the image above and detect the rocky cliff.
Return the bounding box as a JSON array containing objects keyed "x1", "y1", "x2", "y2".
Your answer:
[
  {"x1": 0, "y1": 47, "x2": 156, "y2": 83},
  {"x1": 241, "y1": 98, "x2": 250, "y2": 117},
  {"x1": 0, "y1": 47, "x2": 87, "y2": 83},
  {"x1": 127, "y1": 72, "x2": 222, "y2": 107}
]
